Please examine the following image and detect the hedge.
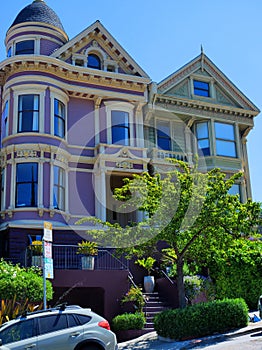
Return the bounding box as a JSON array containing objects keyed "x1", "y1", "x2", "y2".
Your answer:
[
  {"x1": 112, "y1": 312, "x2": 146, "y2": 331},
  {"x1": 154, "y1": 298, "x2": 248, "y2": 340}
]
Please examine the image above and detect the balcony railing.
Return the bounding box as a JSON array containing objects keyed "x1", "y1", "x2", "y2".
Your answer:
[
  {"x1": 148, "y1": 148, "x2": 192, "y2": 164},
  {"x1": 22, "y1": 245, "x2": 129, "y2": 271}
]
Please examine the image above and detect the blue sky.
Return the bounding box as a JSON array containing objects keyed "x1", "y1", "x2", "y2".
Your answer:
[{"x1": 1, "y1": 0, "x2": 262, "y2": 202}]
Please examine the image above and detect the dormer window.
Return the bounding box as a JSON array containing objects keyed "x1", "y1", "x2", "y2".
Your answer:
[
  {"x1": 193, "y1": 80, "x2": 210, "y2": 97},
  {"x1": 15, "y1": 40, "x2": 34, "y2": 55},
  {"x1": 87, "y1": 54, "x2": 101, "y2": 70}
]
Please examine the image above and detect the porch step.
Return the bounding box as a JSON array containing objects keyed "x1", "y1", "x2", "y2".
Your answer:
[{"x1": 142, "y1": 292, "x2": 170, "y2": 333}]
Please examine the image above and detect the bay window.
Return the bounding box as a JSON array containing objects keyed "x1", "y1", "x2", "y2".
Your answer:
[
  {"x1": 196, "y1": 122, "x2": 210, "y2": 156},
  {"x1": 54, "y1": 99, "x2": 65, "y2": 138},
  {"x1": 157, "y1": 121, "x2": 171, "y2": 151},
  {"x1": 111, "y1": 110, "x2": 129, "y2": 145}
]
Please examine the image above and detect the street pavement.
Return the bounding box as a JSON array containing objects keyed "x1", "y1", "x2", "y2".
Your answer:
[{"x1": 118, "y1": 313, "x2": 262, "y2": 350}]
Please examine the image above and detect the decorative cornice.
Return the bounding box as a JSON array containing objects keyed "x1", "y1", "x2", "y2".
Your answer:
[
  {"x1": 155, "y1": 95, "x2": 257, "y2": 122},
  {"x1": 0, "y1": 56, "x2": 150, "y2": 93}
]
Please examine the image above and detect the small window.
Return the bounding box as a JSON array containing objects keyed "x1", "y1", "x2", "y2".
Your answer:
[
  {"x1": 228, "y1": 184, "x2": 240, "y2": 196},
  {"x1": 194, "y1": 80, "x2": 210, "y2": 97},
  {"x1": 53, "y1": 165, "x2": 65, "y2": 211},
  {"x1": 54, "y1": 99, "x2": 65, "y2": 138},
  {"x1": 107, "y1": 65, "x2": 115, "y2": 72},
  {"x1": 18, "y1": 95, "x2": 39, "y2": 132},
  {"x1": 74, "y1": 314, "x2": 92, "y2": 325},
  {"x1": 15, "y1": 40, "x2": 34, "y2": 55},
  {"x1": 196, "y1": 122, "x2": 210, "y2": 156},
  {"x1": 157, "y1": 122, "x2": 171, "y2": 151},
  {"x1": 16, "y1": 163, "x2": 38, "y2": 208},
  {"x1": 38, "y1": 314, "x2": 68, "y2": 335},
  {"x1": 2, "y1": 101, "x2": 9, "y2": 140},
  {"x1": 111, "y1": 110, "x2": 129, "y2": 145},
  {"x1": 75, "y1": 59, "x2": 84, "y2": 67},
  {"x1": 7, "y1": 47, "x2": 12, "y2": 57},
  {"x1": 87, "y1": 54, "x2": 101, "y2": 69}
]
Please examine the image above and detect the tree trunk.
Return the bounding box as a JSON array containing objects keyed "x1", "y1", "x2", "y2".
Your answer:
[{"x1": 176, "y1": 256, "x2": 186, "y2": 308}]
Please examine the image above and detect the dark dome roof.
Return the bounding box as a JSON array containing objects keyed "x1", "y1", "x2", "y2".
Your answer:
[{"x1": 10, "y1": 0, "x2": 66, "y2": 33}]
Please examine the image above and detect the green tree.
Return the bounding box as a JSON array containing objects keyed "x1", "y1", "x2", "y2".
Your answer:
[{"x1": 78, "y1": 160, "x2": 261, "y2": 308}]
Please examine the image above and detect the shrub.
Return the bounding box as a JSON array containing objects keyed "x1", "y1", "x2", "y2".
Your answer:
[
  {"x1": 154, "y1": 298, "x2": 248, "y2": 340},
  {"x1": 209, "y1": 239, "x2": 262, "y2": 309},
  {"x1": 112, "y1": 312, "x2": 146, "y2": 331}
]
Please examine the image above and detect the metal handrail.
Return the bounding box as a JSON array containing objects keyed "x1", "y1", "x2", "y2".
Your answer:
[{"x1": 161, "y1": 269, "x2": 174, "y2": 284}]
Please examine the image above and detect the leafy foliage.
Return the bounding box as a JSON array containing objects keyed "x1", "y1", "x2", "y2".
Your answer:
[
  {"x1": 121, "y1": 286, "x2": 145, "y2": 313},
  {"x1": 0, "y1": 260, "x2": 53, "y2": 302},
  {"x1": 154, "y1": 298, "x2": 248, "y2": 340},
  {"x1": 112, "y1": 312, "x2": 146, "y2": 331},
  {"x1": 208, "y1": 239, "x2": 262, "y2": 309},
  {"x1": 135, "y1": 257, "x2": 156, "y2": 275}
]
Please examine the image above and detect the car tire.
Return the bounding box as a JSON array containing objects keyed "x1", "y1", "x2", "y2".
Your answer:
[{"x1": 80, "y1": 345, "x2": 102, "y2": 350}]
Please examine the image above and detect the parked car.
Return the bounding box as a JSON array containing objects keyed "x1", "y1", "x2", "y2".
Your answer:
[{"x1": 0, "y1": 304, "x2": 118, "y2": 350}]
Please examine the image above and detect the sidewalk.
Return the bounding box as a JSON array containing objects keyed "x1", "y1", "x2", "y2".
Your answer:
[{"x1": 118, "y1": 312, "x2": 262, "y2": 350}]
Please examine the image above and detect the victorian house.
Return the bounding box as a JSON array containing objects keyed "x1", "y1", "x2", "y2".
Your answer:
[{"x1": 0, "y1": 0, "x2": 259, "y2": 320}]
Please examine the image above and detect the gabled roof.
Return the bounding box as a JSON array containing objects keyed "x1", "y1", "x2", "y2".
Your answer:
[
  {"x1": 158, "y1": 52, "x2": 260, "y2": 113},
  {"x1": 51, "y1": 20, "x2": 149, "y2": 79}
]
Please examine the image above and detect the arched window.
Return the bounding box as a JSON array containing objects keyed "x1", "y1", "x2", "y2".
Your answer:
[{"x1": 87, "y1": 54, "x2": 101, "y2": 70}]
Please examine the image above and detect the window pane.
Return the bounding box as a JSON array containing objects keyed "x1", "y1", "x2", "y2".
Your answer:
[
  {"x1": 216, "y1": 140, "x2": 236, "y2": 157},
  {"x1": 38, "y1": 315, "x2": 68, "y2": 335},
  {"x1": 54, "y1": 99, "x2": 65, "y2": 138},
  {"x1": 2, "y1": 101, "x2": 9, "y2": 139},
  {"x1": 215, "y1": 122, "x2": 235, "y2": 140},
  {"x1": 198, "y1": 139, "x2": 210, "y2": 156},
  {"x1": 111, "y1": 111, "x2": 129, "y2": 145},
  {"x1": 75, "y1": 314, "x2": 91, "y2": 325},
  {"x1": 0, "y1": 319, "x2": 35, "y2": 345},
  {"x1": 228, "y1": 184, "x2": 240, "y2": 196},
  {"x1": 53, "y1": 166, "x2": 65, "y2": 210},
  {"x1": 16, "y1": 163, "x2": 38, "y2": 207},
  {"x1": 18, "y1": 95, "x2": 39, "y2": 132},
  {"x1": 88, "y1": 54, "x2": 101, "y2": 69},
  {"x1": 196, "y1": 122, "x2": 208, "y2": 139},
  {"x1": 15, "y1": 40, "x2": 34, "y2": 55},
  {"x1": 194, "y1": 80, "x2": 209, "y2": 97}
]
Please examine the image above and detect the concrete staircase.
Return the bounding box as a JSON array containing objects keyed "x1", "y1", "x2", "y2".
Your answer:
[{"x1": 142, "y1": 292, "x2": 170, "y2": 332}]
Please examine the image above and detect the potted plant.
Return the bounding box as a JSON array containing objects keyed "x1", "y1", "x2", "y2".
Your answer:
[
  {"x1": 77, "y1": 240, "x2": 98, "y2": 270},
  {"x1": 121, "y1": 286, "x2": 145, "y2": 313},
  {"x1": 136, "y1": 257, "x2": 156, "y2": 293},
  {"x1": 30, "y1": 240, "x2": 43, "y2": 267}
]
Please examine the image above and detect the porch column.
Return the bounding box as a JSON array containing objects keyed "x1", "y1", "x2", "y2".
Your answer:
[{"x1": 94, "y1": 168, "x2": 106, "y2": 221}]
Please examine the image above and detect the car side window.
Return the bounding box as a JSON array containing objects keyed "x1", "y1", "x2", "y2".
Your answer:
[
  {"x1": 0, "y1": 319, "x2": 35, "y2": 344},
  {"x1": 75, "y1": 314, "x2": 92, "y2": 325},
  {"x1": 67, "y1": 314, "x2": 80, "y2": 328},
  {"x1": 38, "y1": 314, "x2": 67, "y2": 335}
]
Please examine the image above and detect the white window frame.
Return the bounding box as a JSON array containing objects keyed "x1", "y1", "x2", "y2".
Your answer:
[
  {"x1": 15, "y1": 161, "x2": 39, "y2": 208},
  {"x1": 104, "y1": 101, "x2": 135, "y2": 147},
  {"x1": 8, "y1": 36, "x2": 40, "y2": 56},
  {"x1": 2, "y1": 99, "x2": 9, "y2": 139},
  {"x1": 190, "y1": 75, "x2": 215, "y2": 99},
  {"x1": 12, "y1": 86, "x2": 46, "y2": 135},
  {"x1": 50, "y1": 88, "x2": 68, "y2": 140},
  {"x1": 50, "y1": 160, "x2": 68, "y2": 212}
]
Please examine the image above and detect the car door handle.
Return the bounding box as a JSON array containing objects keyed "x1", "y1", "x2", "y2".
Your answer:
[
  {"x1": 25, "y1": 345, "x2": 37, "y2": 349},
  {"x1": 70, "y1": 332, "x2": 80, "y2": 338}
]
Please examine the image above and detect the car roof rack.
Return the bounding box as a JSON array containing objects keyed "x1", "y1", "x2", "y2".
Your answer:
[{"x1": 17, "y1": 304, "x2": 82, "y2": 319}]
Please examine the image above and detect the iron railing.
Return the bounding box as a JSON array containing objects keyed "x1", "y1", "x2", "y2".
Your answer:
[{"x1": 22, "y1": 245, "x2": 129, "y2": 271}]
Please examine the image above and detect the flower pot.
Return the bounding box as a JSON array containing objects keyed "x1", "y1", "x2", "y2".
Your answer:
[
  {"x1": 144, "y1": 275, "x2": 155, "y2": 293},
  {"x1": 32, "y1": 256, "x2": 43, "y2": 268},
  {"x1": 81, "y1": 255, "x2": 95, "y2": 270}
]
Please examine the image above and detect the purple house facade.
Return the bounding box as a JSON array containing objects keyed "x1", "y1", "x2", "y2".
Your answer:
[{"x1": 0, "y1": 0, "x2": 260, "y2": 321}]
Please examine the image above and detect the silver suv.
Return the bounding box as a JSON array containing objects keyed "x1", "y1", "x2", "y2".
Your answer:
[{"x1": 0, "y1": 304, "x2": 118, "y2": 350}]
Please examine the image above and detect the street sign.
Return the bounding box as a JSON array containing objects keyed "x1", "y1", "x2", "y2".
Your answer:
[
  {"x1": 44, "y1": 221, "x2": 53, "y2": 242},
  {"x1": 44, "y1": 241, "x2": 52, "y2": 259},
  {"x1": 44, "y1": 257, "x2": 54, "y2": 279}
]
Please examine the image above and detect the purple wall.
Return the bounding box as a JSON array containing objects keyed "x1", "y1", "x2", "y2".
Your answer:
[
  {"x1": 40, "y1": 39, "x2": 62, "y2": 56},
  {"x1": 67, "y1": 98, "x2": 95, "y2": 147}
]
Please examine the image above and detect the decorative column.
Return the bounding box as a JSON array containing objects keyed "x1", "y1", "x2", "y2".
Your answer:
[
  {"x1": 94, "y1": 165, "x2": 106, "y2": 222},
  {"x1": 135, "y1": 103, "x2": 144, "y2": 148},
  {"x1": 241, "y1": 136, "x2": 252, "y2": 200},
  {"x1": 94, "y1": 97, "x2": 102, "y2": 146}
]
